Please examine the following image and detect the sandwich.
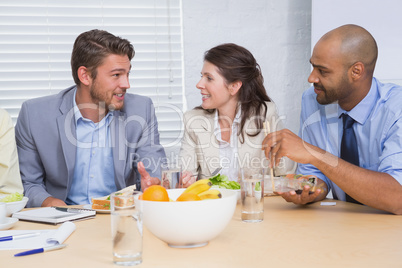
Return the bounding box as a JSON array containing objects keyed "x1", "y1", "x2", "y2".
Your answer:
[
  {"x1": 91, "y1": 196, "x2": 111, "y2": 210},
  {"x1": 91, "y1": 185, "x2": 137, "y2": 210}
]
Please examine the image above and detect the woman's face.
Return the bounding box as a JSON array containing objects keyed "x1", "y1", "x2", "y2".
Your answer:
[{"x1": 196, "y1": 61, "x2": 237, "y2": 111}]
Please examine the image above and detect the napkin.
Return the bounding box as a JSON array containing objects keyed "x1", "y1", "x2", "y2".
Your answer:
[{"x1": 0, "y1": 221, "x2": 76, "y2": 250}]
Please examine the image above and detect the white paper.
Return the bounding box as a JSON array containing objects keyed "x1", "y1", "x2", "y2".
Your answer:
[
  {"x1": 0, "y1": 221, "x2": 76, "y2": 250},
  {"x1": 320, "y1": 202, "x2": 337, "y2": 206},
  {"x1": 46, "y1": 221, "x2": 76, "y2": 245}
]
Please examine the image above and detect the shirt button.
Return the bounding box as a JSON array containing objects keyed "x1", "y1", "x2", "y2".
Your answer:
[
  {"x1": 92, "y1": 151, "x2": 95, "y2": 155},
  {"x1": 90, "y1": 175, "x2": 94, "y2": 178}
]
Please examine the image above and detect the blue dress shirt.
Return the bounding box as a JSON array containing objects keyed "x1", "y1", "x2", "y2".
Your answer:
[
  {"x1": 66, "y1": 91, "x2": 117, "y2": 205},
  {"x1": 297, "y1": 78, "x2": 402, "y2": 201}
]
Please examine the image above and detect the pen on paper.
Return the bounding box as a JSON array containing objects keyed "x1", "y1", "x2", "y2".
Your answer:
[
  {"x1": 0, "y1": 232, "x2": 41, "y2": 242},
  {"x1": 14, "y1": 244, "x2": 67, "y2": 257}
]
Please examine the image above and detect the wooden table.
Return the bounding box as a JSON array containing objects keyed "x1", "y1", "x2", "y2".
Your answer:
[{"x1": 1, "y1": 196, "x2": 401, "y2": 268}]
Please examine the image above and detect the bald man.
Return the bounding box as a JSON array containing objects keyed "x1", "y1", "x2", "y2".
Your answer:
[{"x1": 263, "y1": 24, "x2": 402, "y2": 214}]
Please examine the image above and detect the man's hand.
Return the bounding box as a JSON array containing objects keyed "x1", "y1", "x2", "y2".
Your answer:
[
  {"x1": 262, "y1": 129, "x2": 325, "y2": 167},
  {"x1": 277, "y1": 178, "x2": 328, "y2": 205},
  {"x1": 41, "y1": 196, "x2": 67, "y2": 207},
  {"x1": 138, "y1": 161, "x2": 161, "y2": 191},
  {"x1": 277, "y1": 185, "x2": 322, "y2": 205}
]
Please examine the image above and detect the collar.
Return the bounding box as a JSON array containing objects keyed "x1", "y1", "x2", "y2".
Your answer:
[
  {"x1": 213, "y1": 106, "x2": 242, "y2": 131},
  {"x1": 338, "y1": 78, "x2": 377, "y2": 125},
  {"x1": 213, "y1": 106, "x2": 241, "y2": 141}
]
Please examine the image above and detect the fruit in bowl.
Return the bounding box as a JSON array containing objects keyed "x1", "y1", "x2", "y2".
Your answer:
[
  {"x1": 0, "y1": 193, "x2": 29, "y2": 217},
  {"x1": 211, "y1": 186, "x2": 240, "y2": 201},
  {"x1": 140, "y1": 180, "x2": 223, "y2": 202},
  {"x1": 136, "y1": 187, "x2": 237, "y2": 248}
]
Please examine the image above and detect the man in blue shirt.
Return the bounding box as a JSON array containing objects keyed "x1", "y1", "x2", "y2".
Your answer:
[
  {"x1": 263, "y1": 24, "x2": 402, "y2": 214},
  {"x1": 16, "y1": 30, "x2": 166, "y2": 207}
]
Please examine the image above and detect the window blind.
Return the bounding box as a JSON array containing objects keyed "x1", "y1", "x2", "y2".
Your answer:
[{"x1": 0, "y1": 0, "x2": 184, "y2": 153}]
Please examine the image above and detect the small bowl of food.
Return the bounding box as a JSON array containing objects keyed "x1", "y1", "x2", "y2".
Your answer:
[
  {"x1": 264, "y1": 174, "x2": 318, "y2": 195},
  {"x1": 263, "y1": 175, "x2": 284, "y2": 196},
  {"x1": 0, "y1": 193, "x2": 29, "y2": 216}
]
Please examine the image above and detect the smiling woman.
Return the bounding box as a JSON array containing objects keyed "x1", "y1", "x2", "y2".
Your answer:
[
  {"x1": 0, "y1": 1, "x2": 184, "y2": 152},
  {"x1": 179, "y1": 43, "x2": 292, "y2": 181}
]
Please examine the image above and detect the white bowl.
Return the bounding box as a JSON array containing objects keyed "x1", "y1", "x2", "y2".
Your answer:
[
  {"x1": 4, "y1": 197, "x2": 29, "y2": 217},
  {"x1": 137, "y1": 188, "x2": 237, "y2": 248},
  {"x1": 233, "y1": 189, "x2": 241, "y2": 201}
]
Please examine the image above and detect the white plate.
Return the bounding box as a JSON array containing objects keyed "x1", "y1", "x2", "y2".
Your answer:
[
  {"x1": 0, "y1": 217, "x2": 18, "y2": 230},
  {"x1": 83, "y1": 204, "x2": 110, "y2": 214}
]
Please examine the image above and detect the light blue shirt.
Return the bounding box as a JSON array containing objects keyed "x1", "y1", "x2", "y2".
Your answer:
[
  {"x1": 297, "y1": 78, "x2": 402, "y2": 201},
  {"x1": 66, "y1": 91, "x2": 117, "y2": 205}
]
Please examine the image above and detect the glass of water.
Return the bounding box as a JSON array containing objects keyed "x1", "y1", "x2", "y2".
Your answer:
[
  {"x1": 161, "y1": 160, "x2": 183, "y2": 189},
  {"x1": 111, "y1": 190, "x2": 143, "y2": 266},
  {"x1": 240, "y1": 169, "x2": 264, "y2": 222}
]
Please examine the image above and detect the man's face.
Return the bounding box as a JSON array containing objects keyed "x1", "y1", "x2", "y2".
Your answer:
[
  {"x1": 308, "y1": 39, "x2": 351, "y2": 106},
  {"x1": 89, "y1": 54, "x2": 131, "y2": 111}
]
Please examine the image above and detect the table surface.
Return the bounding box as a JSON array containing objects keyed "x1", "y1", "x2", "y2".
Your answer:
[{"x1": 1, "y1": 196, "x2": 401, "y2": 268}]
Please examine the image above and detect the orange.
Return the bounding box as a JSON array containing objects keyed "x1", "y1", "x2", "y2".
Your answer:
[
  {"x1": 176, "y1": 192, "x2": 202, "y2": 202},
  {"x1": 142, "y1": 185, "x2": 169, "y2": 202}
]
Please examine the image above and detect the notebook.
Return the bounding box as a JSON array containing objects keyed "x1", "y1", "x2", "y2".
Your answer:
[
  {"x1": 0, "y1": 221, "x2": 76, "y2": 250},
  {"x1": 12, "y1": 207, "x2": 96, "y2": 225}
]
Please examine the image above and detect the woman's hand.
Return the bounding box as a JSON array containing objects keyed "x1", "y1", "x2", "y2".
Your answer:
[{"x1": 181, "y1": 170, "x2": 196, "y2": 188}]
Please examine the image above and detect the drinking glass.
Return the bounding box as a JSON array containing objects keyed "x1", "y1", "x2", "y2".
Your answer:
[
  {"x1": 240, "y1": 169, "x2": 264, "y2": 222},
  {"x1": 161, "y1": 160, "x2": 183, "y2": 189},
  {"x1": 111, "y1": 190, "x2": 143, "y2": 266}
]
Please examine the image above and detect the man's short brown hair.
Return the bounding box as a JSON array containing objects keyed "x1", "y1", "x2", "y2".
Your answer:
[{"x1": 71, "y1": 29, "x2": 135, "y2": 85}]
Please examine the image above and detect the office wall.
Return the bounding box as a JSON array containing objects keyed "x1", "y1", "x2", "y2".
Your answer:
[
  {"x1": 182, "y1": 0, "x2": 312, "y2": 134},
  {"x1": 312, "y1": 0, "x2": 402, "y2": 86}
]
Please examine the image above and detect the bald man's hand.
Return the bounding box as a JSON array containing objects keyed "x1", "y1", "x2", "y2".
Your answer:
[
  {"x1": 277, "y1": 186, "x2": 322, "y2": 205},
  {"x1": 262, "y1": 129, "x2": 326, "y2": 168},
  {"x1": 138, "y1": 161, "x2": 161, "y2": 191}
]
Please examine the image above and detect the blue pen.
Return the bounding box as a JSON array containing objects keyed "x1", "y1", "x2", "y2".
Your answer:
[
  {"x1": 14, "y1": 244, "x2": 67, "y2": 257},
  {"x1": 0, "y1": 232, "x2": 41, "y2": 242}
]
